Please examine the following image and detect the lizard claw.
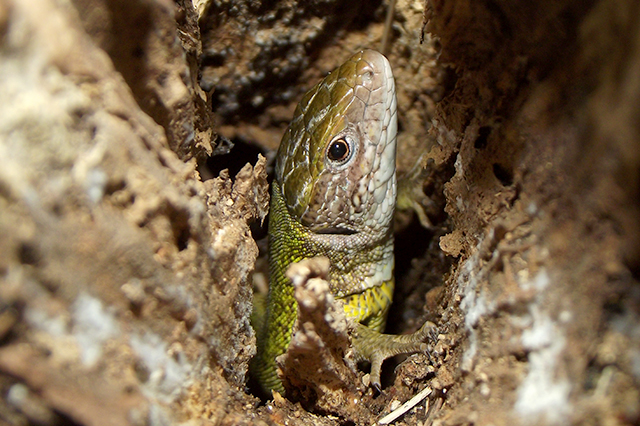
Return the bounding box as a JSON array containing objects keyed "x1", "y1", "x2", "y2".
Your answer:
[
  {"x1": 353, "y1": 321, "x2": 436, "y2": 391},
  {"x1": 370, "y1": 352, "x2": 384, "y2": 392}
]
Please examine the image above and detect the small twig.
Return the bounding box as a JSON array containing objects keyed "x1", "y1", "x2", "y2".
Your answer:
[
  {"x1": 424, "y1": 397, "x2": 443, "y2": 426},
  {"x1": 378, "y1": 386, "x2": 432, "y2": 425},
  {"x1": 380, "y1": 0, "x2": 397, "y2": 55}
]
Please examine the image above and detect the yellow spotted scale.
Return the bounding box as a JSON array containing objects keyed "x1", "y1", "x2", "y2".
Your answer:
[{"x1": 252, "y1": 50, "x2": 431, "y2": 395}]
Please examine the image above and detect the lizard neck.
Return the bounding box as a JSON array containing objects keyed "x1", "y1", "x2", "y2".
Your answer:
[{"x1": 269, "y1": 180, "x2": 395, "y2": 299}]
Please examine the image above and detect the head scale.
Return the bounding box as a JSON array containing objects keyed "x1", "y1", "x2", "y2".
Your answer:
[{"x1": 275, "y1": 50, "x2": 398, "y2": 237}]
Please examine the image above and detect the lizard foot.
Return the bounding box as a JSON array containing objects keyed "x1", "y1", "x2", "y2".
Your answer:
[
  {"x1": 396, "y1": 153, "x2": 435, "y2": 229},
  {"x1": 352, "y1": 320, "x2": 437, "y2": 391}
]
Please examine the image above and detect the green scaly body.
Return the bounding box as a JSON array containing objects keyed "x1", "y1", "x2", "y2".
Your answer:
[{"x1": 253, "y1": 50, "x2": 429, "y2": 395}]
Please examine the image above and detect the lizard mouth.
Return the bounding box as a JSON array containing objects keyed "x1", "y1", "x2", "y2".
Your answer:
[{"x1": 313, "y1": 226, "x2": 358, "y2": 235}]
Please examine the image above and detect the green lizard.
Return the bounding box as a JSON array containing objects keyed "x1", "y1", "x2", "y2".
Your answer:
[{"x1": 252, "y1": 49, "x2": 432, "y2": 395}]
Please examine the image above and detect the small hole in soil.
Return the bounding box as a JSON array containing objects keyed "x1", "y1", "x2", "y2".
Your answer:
[
  {"x1": 474, "y1": 126, "x2": 492, "y2": 149},
  {"x1": 493, "y1": 163, "x2": 514, "y2": 186},
  {"x1": 174, "y1": 225, "x2": 190, "y2": 252},
  {"x1": 164, "y1": 204, "x2": 191, "y2": 252},
  {"x1": 104, "y1": 179, "x2": 126, "y2": 197},
  {"x1": 18, "y1": 242, "x2": 40, "y2": 266}
]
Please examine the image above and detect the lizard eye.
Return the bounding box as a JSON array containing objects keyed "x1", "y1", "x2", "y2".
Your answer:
[{"x1": 326, "y1": 136, "x2": 353, "y2": 164}]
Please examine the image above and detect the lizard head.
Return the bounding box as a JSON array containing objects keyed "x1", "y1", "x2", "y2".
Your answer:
[{"x1": 275, "y1": 49, "x2": 397, "y2": 238}]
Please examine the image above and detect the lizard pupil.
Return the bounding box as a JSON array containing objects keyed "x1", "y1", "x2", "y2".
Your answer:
[{"x1": 327, "y1": 139, "x2": 350, "y2": 162}]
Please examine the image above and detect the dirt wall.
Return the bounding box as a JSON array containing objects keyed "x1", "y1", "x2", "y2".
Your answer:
[{"x1": 0, "y1": 0, "x2": 638, "y2": 425}]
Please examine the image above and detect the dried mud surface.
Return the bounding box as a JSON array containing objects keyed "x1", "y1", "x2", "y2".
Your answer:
[{"x1": 1, "y1": 0, "x2": 639, "y2": 425}]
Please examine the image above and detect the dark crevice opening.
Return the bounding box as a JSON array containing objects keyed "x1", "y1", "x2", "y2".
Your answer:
[
  {"x1": 198, "y1": 139, "x2": 267, "y2": 182},
  {"x1": 474, "y1": 125, "x2": 492, "y2": 149},
  {"x1": 493, "y1": 162, "x2": 514, "y2": 187}
]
